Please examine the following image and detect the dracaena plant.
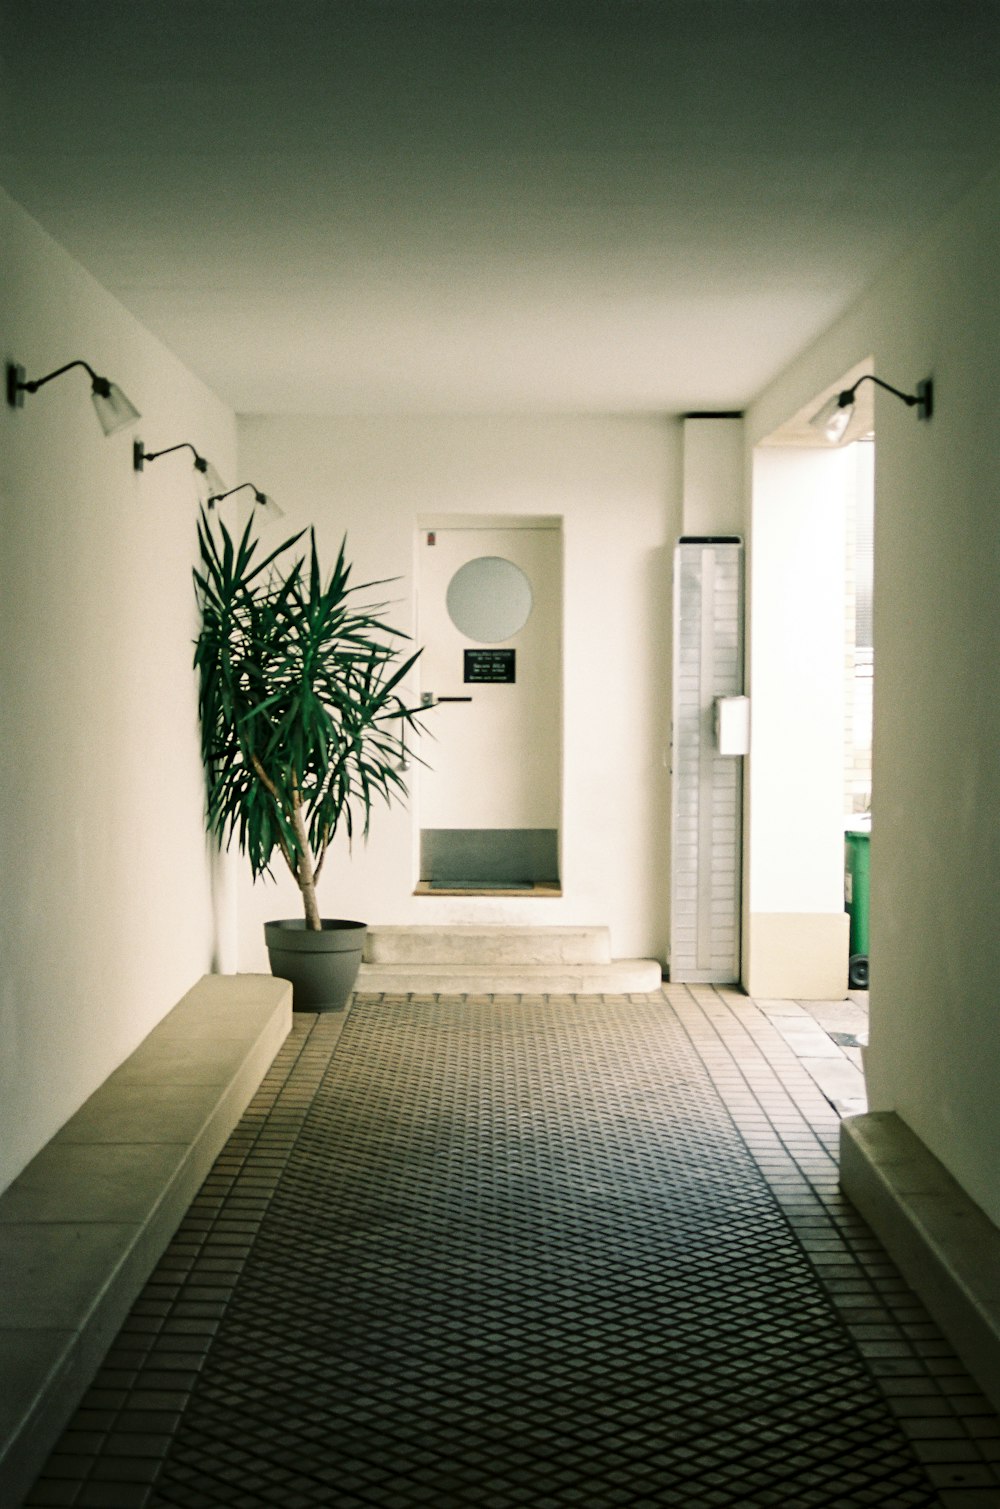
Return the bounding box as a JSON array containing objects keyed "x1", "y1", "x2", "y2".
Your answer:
[{"x1": 193, "y1": 508, "x2": 421, "y2": 929}]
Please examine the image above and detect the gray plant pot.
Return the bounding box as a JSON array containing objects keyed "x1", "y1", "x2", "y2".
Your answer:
[{"x1": 264, "y1": 919, "x2": 367, "y2": 1012}]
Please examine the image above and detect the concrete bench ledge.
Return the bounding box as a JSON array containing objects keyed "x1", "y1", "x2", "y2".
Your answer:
[
  {"x1": 0, "y1": 973, "x2": 291, "y2": 1507},
  {"x1": 841, "y1": 1111, "x2": 1000, "y2": 1414}
]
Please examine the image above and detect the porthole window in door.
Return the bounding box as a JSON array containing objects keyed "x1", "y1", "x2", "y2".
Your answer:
[{"x1": 445, "y1": 556, "x2": 533, "y2": 643}]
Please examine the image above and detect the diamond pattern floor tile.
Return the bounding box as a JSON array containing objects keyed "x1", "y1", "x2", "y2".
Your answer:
[
  {"x1": 122, "y1": 997, "x2": 943, "y2": 1505},
  {"x1": 28, "y1": 989, "x2": 991, "y2": 1507}
]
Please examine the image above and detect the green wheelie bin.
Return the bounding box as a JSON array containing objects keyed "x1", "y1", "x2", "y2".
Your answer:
[{"x1": 844, "y1": 819, "x2": 871, "y2": 989}]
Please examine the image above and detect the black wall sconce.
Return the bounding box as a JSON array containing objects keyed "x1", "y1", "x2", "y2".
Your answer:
[
  {"x1": 810, "y1": 374, "x2": 933, "y2": 443},
  {"x1": 6, "y1": 358, "x2": 140, "y2": 435},
  {"x1": 207, "y1": 482, "x2": 284, "y2": 522},
  {"x1": 134, "y1": 439, "x2": 227, "y2": 502}
]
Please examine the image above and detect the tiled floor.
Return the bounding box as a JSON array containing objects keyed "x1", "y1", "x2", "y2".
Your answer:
[{"x1": 24, "y1": 986, "x2": 1000, "y2": 1508}]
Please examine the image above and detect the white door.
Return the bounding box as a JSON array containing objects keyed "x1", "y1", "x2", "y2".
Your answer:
[{"x1": 416, "y1": 522, "x2": 562, "y2": 887}]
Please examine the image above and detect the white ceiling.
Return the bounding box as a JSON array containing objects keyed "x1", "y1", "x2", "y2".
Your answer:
[{"x1": 2, "y1": 1, "x2": 998, "y2": 415}]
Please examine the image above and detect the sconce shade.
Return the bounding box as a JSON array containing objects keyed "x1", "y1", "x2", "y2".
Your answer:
[
  {"x1": 195, "y1": 458, "x2": 229, "y2": 503},
  {"x1": 259, "y1": 493, "x2": 284, "y2": 522},
  {"x1": 7, "y1": 359, "x2": 140, "y2": 435},
  {"x1": 810, "y1": 392, "x2": 853, "y2": 443},
  {"x1": 90, "y1": 379, "x2": 141, "y2": 436}
]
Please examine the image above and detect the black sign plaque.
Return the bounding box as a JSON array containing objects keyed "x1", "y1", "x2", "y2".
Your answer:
[{"x1": 464, "y1": 649, "x2": 516, "y2": 684}]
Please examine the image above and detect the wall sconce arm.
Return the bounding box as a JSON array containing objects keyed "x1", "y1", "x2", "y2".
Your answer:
[
  {"x1": 7, "y1": 358, "x2": 140, "y2": 434},
  {"x1": 207, "y1": 482, "x2": 284, "y2": 520},
  {"x1": 841, "y1": 373, "x2": 933, "y2": 419}
]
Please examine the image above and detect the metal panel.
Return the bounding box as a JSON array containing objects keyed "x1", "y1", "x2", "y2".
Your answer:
[{"x1": 670, "y1": 540, "x2": 745, "y2": 983}]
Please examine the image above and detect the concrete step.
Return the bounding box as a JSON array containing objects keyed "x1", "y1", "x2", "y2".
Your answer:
[
  {"x1": 363, "y1": 925, "x2": 612, "y2": 966},
  {"x1": 356, "y1": 959, "x2": 664, "y2": 995}
]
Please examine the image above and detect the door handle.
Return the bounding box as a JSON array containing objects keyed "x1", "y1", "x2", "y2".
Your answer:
[{"x1": 431, "y1": 695, "x2": 473, "y2": 704}]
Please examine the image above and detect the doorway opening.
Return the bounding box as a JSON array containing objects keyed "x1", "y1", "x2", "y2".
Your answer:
[
  {"x1": 744, "y1": 361, "x2": 875, "y2": 1000},
  {"x1": 843, "y1": 440, "x2": 874, "y2": 988}
]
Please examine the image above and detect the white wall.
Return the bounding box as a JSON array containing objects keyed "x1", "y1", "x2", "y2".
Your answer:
[
  {"x1": 0, "y1": 189, "x2": 237, "y2": 1191},
  {"x1": 682, "y1": 417, "x2": 744, "y2": 538},
  {"x1": 746, "y1": 166, "x2": 1000, "y2": 1225},
  {"x1": 236, "y1": 414, "x2": 681, "y2": 966},
  {"x1": 749, "y1": 447, "x2": 848, "y2": 910}
]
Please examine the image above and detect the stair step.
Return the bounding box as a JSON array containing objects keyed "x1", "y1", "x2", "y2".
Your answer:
[
  {"x1": 364, "y1": 925, "x2": 612, "y2": 966},
  {"x1": 356, "y1": 959, "x2": 663, "y2": 995}
]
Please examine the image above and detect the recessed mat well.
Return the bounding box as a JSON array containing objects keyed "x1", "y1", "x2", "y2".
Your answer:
[{"x1": 117, "y1": 994, "x2": 942, "y2": 1509}]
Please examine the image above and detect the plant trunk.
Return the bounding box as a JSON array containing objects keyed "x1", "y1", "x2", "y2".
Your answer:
[
  {"x1": 298, "y1": 866, "x2": 323, "y2": 931},
  {"x1": 290, "y1": 791, "x2": 323, "y2": 931}
]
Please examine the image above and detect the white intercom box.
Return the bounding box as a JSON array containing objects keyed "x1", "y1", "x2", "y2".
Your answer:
[{"x1": 714, "y1": 695, "x2": 750, "y2": 756}]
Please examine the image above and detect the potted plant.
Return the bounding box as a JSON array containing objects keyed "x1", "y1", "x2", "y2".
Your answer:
[{"x1": 193, "y1": 508, "x2": 421, "y2": 1010}]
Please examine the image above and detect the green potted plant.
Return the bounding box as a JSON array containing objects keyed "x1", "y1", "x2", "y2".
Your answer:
[{"x1": 193, "y1": 508, "x2": 421, "y2": 1010}]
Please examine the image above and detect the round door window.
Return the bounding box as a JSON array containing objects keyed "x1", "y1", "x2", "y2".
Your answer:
[{"x1": 445, "y1": 556, "x2": 533, "y2": 643}]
